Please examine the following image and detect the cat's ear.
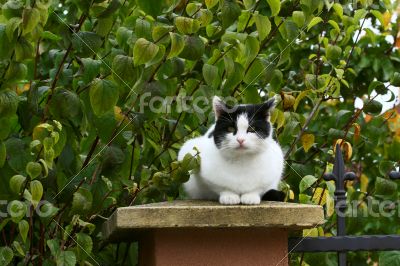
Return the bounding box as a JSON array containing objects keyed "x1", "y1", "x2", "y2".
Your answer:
[
  {"x1": 213, "y1": 96, "x2": 226, "y2": 119},
  {"x1": 260, "y1": 98, "x2": 275, "y2": 119}
]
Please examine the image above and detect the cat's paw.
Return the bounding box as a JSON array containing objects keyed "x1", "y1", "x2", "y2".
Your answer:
[
  {"x1": 219, "y1": 192, "x2": 241, "y2": 205},
  {"x1": 241, "y1": 193, "x2": 261, "y2": 205}
]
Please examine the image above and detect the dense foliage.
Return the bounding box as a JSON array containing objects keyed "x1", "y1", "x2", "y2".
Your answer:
[{"x1": 0, "y1": 0, "x2": 399, "y2": 265}]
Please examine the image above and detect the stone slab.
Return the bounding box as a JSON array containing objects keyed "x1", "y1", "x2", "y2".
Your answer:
[{"x1": 103, "y1": 200, "x2": 324, "y2": 242}]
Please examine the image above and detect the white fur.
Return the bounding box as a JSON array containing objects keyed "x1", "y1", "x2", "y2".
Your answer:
[{"x1": 178, "y1": 113, "x2": 284, "y2": 205}]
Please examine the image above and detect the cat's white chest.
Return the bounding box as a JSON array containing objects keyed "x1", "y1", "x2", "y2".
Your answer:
[{"x1": 198, "y1": 139, "x2": 283, "y2": 195}]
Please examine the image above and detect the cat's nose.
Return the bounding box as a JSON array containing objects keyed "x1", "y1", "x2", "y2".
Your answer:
[{"x1": 236, "y1": 138, "x2": 245, "y2": 145}]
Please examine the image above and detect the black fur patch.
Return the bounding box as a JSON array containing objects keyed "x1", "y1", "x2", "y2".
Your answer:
[
  {"x1": 262, "y1": 189, "x2": 285, "y2": 202},
  {"x1": 213, "y1": 100, "x2": 274, "y2": 148}
]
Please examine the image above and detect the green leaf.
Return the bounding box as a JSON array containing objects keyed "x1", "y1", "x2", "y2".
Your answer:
[
  {"x1": 390, "y1": 72, "x2": 400, "y2": 86},
  {"x1": 292, "y1": 11, "x2": 305, "y2": 27},
  {"x1": 266, "y1": 0, "x2": 281, "y2": 16},
  {"x1": 5, "y1": 62, "x2": 27, "y2": 82},
  {"x1": 379, "y1": 160, "x2": 396, "y2": 176},
  {"x1": 205, "y1": 0, "x2": 219, "y2": 9},
  {"x1": 71, "y1": 188, "x2": 93, "y2": 215},
  {"x1": 12, "y1": 241, "x2": 25, "y2": 257},
  {"x1": 307, "y1": 17, "x2": 323, "y2": 31},
  {"x1": 18, "y1": 220, "x2": 29, "y2": 243},
  {"x1": 56, "y1": 250, "x2": 77, "y2": 266},
  {"x1": 6, "y1": 17, "x2": 21, "y2": 40},
  {"x1": 16, "y1": 37, "x2": 34, "y2": 61},
  {"x1": 145, "y1": 44, "x2": 165, "y2": 67},
  {"x1": 379, "y1": 251, "x2": 400, "y2": 265},
  {"x1": 168, "y1": 33, "x2": 185, "y2": 59},
  {"x1": 136, "y1": 0, "x2": 165, "y2": 17},
  {"x1": 197, "y1": 9, "x2": 213, "y2": 26},
  {"x1": 294, "y1": 90, "x2": 312, "y2": 111},
  {"x1": 202, "y1": 64, "x2": 220, "y2": 89},
  {"x1": 326, "y1": 45, "x2": 342, "y2": 60},
  {"x1": 299, "y1": 175, "x2": 317, "y2": 193},
  {"x1": 175, "y1": 17, "x2": 200, "y2": 35},
  {"x1": 49, "y1": 89, "x2": 81, "y2": 120},
  {"x1": 72, "y1": 32, "x2": 102, "y2": 56},
  {"x1": 253, "y1": 12, "x2": 271, "y2": 41},
  {"x1": 243, "y1": 36, "x2": 260, "y2": 69},
  {"x1": 9, "y1": 175, "x2": 27, "y2": 194},
  {"x1": 81, "y1": 58, "x2": 101, "y2": 84},
  {"x1": 47, "y1": 239, "x2": 60, "y2": 257},
  {"x1": 223, "y1": 62, "x2": 244, "y2": 91},
  {"x1": 9, "y1": 200, "x2": 27, "y2": 223},
  {"x1": 374, "y1": 177, "x2": 397, "y2": 200},
  {"x1": 328, "y1": 19, "x2": 340, "y2": 33},
  {"x1": 332, "y1": 3, "x2": 343, "y2": 19},
  {"x1": 363, "y1": 100, "x2": 382, "y2": 115},
  {"x1": 22, "y1": 7, "x2": 40, "y2": 34},
  {"x1": 179, "y1": 35, "x2": 205, "y2": 60},
  {"x1": 0, "y1": 117, "x2": 12, "y2": 140},
  {"x1": 0, "y1": 141, "x2": 5, "y2": 168},
  {"x1": 221, "y1": 0, "x2": 241, "y2": 28},
  {"x1": 368, "y1": 80, "x2": 386, "y2": 95},
  {"x1": 371, "y1": 10, "x2": 384, "y2": 26},
  {"x1": 97, "y1": 0, "x2": 121, "y2": 18},
  {"x1": 0, "y1": 89, "x2": 19, "y2": 117},
  {"x1": 133, "y1": 38, "x2": 159, "y2": 66},
  {"x1": 0, "y1": 24, "x2": 14, "y2": 60},
  {"x1": 152, "y1": 25, "x2": 172, "y2": 43},
  {"x1": 112, "y1": 55, "x2": 138, "y2": 86},
  {"x1": 26, "y1": 162, "x2": 42, "y2": 179},
  {"x1": 75, "y1": 233, "x2": 93, "y2": 261},
  {"x1": 30, "y1": 180, "x2": 43, "y2": 208},
  {"x1": 135, "y1": 18, "x2": 151, "y2": 39},
  {"x1": 41, "y1": 31, "x2": 62, "y2": 41},
  {"x1": 0, "y1": 247, "x2": 13, "y2": 265},
  {"x1": 89, "y1": 79, "x2": 119, "y2": 116}
]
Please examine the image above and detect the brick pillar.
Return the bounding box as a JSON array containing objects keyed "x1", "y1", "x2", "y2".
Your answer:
[{"x1": 139, "y1": 228, "x2": 288, "y2": 266}]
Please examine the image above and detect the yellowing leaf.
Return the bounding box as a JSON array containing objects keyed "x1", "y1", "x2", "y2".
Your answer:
[
  {"x1": 289, "y1": 189, "x2": 294, "y2": 200},
  {"x1": 114, "y1": 106, "x2": 124, "y2": 122},
  {"x1": 360, "y1": 174, "x2": 369, "y2": 193},
  {"x1": 133, "y1": 38, "x2": 159, "y2": 66},
  {"x1": 312, "y1": 187, "x2": 327, "y2": 205},
  {"x1": 282, "y1": 93, "x2": 295, "y2": 110},
  {"x1": 205, "y1": 0, "x2": 218, "y2": 9},
  {"x1": 175, "y1": 17, "x2": 200, "y2": 35},
  {"x1": 167, "y1": 32, "x2": 185, "y2": 59},
  {"x1": 383, "y1": 10, "x2": 391, "y2": 30},
  {"x1": 303, "y1": 228, "x2": 318, "y2": 237},
  {"x1": 294, "y1": 90, "x2": 312, "y2": 111},
  {"x1": 353, "y1": 123, "x2": 361, "y2": 142},
  {"x1": 301, "y1": 133, "x2": 315, "y2": 152},
  {"x1": 326, "y1": 193, "x2": 335, "y2": 217},
  {"x1": 334, "y1": 139, "x2": 352, "y2": 161}
]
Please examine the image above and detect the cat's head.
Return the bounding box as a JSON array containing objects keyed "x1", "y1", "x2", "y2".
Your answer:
[{"x1": 211, "y1": 96, "x2": 275, "y2": 155}]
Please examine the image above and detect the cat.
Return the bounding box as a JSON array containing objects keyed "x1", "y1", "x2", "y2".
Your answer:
[{"x1": 178, "y1": 96, "x2": 284, "y2": 205}]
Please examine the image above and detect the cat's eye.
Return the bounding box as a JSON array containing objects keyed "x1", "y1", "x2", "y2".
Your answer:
[
  {"x1": 247, "y1": 127, "x2": 256, "y2": 133},
  {"x1": 227, "y1": 126, "x2": 235, "y2": 133}
]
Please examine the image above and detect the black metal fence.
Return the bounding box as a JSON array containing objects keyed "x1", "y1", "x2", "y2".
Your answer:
[{"x1": 288, "y1": 144, "x2": 400, "y2": 266}]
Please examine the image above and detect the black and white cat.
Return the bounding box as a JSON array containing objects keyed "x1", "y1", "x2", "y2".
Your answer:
[{"x1": 178, "y1": 96, "x2": 284, "y2": 205}]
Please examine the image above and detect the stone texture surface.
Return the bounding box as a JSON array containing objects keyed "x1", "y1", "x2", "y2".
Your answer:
[{"x1": 103, "y1": 200, "x2": 324, "y2": 242}]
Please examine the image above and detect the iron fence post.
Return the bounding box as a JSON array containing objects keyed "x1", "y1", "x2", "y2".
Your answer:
[{"x1": 324, "y1": 144, "x2": 356, "y2": 266}]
